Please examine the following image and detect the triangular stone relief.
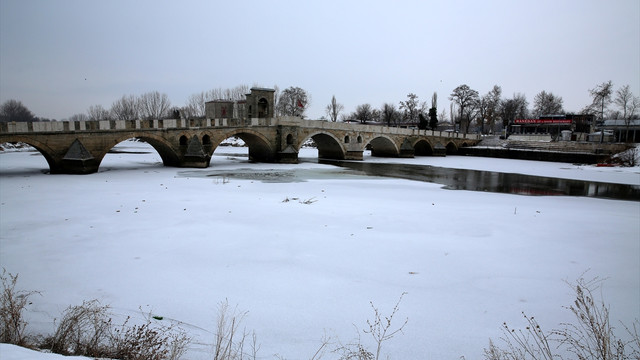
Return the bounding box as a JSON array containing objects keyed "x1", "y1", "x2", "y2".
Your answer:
[
  {"x1": 400, "y1": 138, "x2": 414, "y2": 151},
  {"x1": 185, "y1": 136, "x2": 206, "y2": 157},
  {"x1": 63, "y1": 139, "x2": 94, "y2": 160},
  {"x1": 280, "y1": 145, "x2": 298, "y2": 154}
]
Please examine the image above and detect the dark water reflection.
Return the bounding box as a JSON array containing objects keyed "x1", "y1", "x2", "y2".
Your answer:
[{"x1": 320, "y1": 160, "x2": 640, "y2": 201}]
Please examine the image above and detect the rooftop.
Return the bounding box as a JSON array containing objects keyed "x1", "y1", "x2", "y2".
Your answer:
[{"x1": 602, "y1": 119, "x2": 640, "y2": 127}]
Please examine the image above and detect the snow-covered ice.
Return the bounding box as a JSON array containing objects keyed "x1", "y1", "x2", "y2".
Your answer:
[{"x1": 0, "y1": 141, "x2": 638, "y2": 359}]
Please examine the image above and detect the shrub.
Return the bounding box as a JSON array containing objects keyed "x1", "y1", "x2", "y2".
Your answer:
[
  {"x1": 44, "y1": 300, "x2": 190, "y2": 360},
  {"x1": 111, "y1": 310, "x2": 191, "y2": 360},
  {"x1": 45, "y1": 299, "x2": 111, "y2": 356},
  {"x1": 485, "y1": 275, "x2": 640, "y2": 360},
  {"x1": 1, "y1": 270, "x2": 188, "y2": 359},
  {"x1": 555, "y1": 276, "x2": 637, "y2": 360},
  {"x1": 0, "y1": 269, "x2": 40, "y2": 346},
  {"x1": 111, "y1": 318, "x2": 169, "y2": 360},
  {"x1": 484, "y1": 313, "x2": 554, "y2": 360},
  {"x1": 335, "y1": 292, "x2": 408, "y2": 360}
]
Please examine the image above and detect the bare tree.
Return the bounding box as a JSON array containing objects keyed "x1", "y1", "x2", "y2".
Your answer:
[
  {"x1": 614, "y1": 85, "x2": 637, "y2": 120},
  {"x1": 0, "y1": 100, "x2": 36, "y2": 122},
  {"x1": 438, "y1": 108, "x2": 447, "y2": 130},
  {"x1": 111, "y1": 95, "x2": 139, "y2": 121},
  {"x1": 68, "y1": 113, "x2": 88, "y2": 122},
  {"x1": 339, "y1": 113, "x2": 352, "y2": 122},
  {"x1": 208, "y1": 85, "x2": 249, "y2": 101},
  {"x1": 464, "y1": 98, "x2": 481, "y2": 133},
  {"x1": 380, "y1": 103, "x2": 399, "y2": 126},
  {"x1": 589, "y1": 81, "x2": 614, "y2": 122},
  {"x1": 371, "y1": 108, "x2": 381, "y2": 123},
  {"x1": 449, "y1": 84, "x2": 480, "y2": 133},
  {"x1": 276, "y1": 86, "x2": 310, "y2": 118},
  {"x1": 87, "y1": 105, "x2": 111, "y2": 121},
  {"x1": 588, "y1": 81, "x2": 614, "y2": 141},
  {"x1": 500, "y1": 93, "x2": 529, "y2": 129},
  {"x1": 139, "y1": 91, "x2": 171, "y2": 120},
  {"x1": 399, "y1": 93, "x2": 420, "y2": 123},
  {"x1": 325, "y1": 95, "x2": 344, "y2": 122},
  {"x1": 354, "y1": 104, "x2": 374, "y2": 124},
  {"x1": 182, "y1": 85, "x2": 250, "y2": 119},
  {"x1": 182, "y1": 92, "x2": 208, "y2": 119},
  {"x1": 532, "y1": 90, "x2": 564, "y2": 118},
  {"x1": 629, "y1": 97, "x2": 639, "y2": 120},
  {"x1": 614, "y1": 85, "x2": 639, "y2": 142},
  {"x1": 478, "y1": 85, "x2": 502, "y2": 134}
]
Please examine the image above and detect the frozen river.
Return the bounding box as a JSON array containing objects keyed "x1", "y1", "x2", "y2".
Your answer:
[{"x1": 1, "y1": 141, "x2": 638, "y2": 359}]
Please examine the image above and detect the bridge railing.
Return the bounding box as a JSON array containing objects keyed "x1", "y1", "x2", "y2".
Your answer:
[
  {"x1": 1, "y1": 117, "x2": 481, "y2": 141},
  {"x1": 0, "y1": 117, "x2": 280, "y2": 134},
  {"x1": 277, "y1": 117, "x2": 481, "y2": 140}
]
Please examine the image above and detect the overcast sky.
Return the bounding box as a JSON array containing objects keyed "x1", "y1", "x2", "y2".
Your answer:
[{"x1": 1, "y1": 0, "x2": 638, "y2": 120}]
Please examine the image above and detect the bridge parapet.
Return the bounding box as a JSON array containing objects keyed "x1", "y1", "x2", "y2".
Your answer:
[
  {"x1": 0, "y1": 117, "x2": 283, "y2": 135},
  {"x1": 1, "y1": 117, "x2": 481, "y2": 142},
  {"x1": 274, "y1": 117, "x2": 481, "y2": 141}
]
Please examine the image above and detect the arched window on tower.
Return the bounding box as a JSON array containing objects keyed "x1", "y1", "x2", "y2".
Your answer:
[{"x1": 258, "y1": 98, "x2": 268, "y2": 118}]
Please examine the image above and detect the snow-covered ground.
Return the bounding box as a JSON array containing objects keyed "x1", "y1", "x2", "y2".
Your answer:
[{"x1": 1, "y1": 141, "x2": 638, "y2": 359}]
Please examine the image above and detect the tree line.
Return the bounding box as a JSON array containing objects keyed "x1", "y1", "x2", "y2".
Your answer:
[
  {"x1": 1, "y1": 82, "x2": 638, "y2": 135},
  {"x1": 0, "y1": 85, "x2": 313, "y2": 123},
  {"x1": 326, "y1": 81, "x2": 638, "y2": 134}
]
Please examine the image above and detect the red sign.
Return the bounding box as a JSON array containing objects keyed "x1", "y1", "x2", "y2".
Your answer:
[{"x1": 514, "y1": 119, "x2": 572, "y2": 124}]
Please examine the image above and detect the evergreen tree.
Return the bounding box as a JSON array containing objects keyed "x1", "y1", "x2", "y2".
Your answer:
[
  {"x1": 418, "y1": 113, "x2": 428, "y2": 129},
  {"x1": 428, "y1": 107, "x2": 438, "y2": 129}
]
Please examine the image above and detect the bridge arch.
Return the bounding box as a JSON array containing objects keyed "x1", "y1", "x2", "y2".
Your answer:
[
  {"x1": 413, "y1": 138, "x2": 434, "y2": 156},
  {"x1": 446, "y1": 141, "x2": 458, "y2": 155},
  {"x1": 299, "y1": 131, "x2": 346, "y2": 160},
  {"x1": 1, "y1": 135, "x2": 59, "y2": 172},
  {"x1": 210, "y1": 129, "x2": 275, "y2": 162},
  {"x1": 367, "y1": 135, "x2": 399, "y2": 157},
  {"x1": 202, "y1": 134, "x2": 212, "y2": 146},
  {"x1": 101, "y1": 133, "x2": 181, "y2": 168}
]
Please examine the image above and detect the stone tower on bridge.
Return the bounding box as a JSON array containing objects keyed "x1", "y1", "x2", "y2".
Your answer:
[{"x1": 205, "y1": 87, "x2": 275, "y2": 120}]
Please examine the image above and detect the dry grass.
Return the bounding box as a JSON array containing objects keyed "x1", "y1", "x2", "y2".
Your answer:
[
  {"x1": 42, "y1": 300, "x2": 191, "y2": 360},
  {"x1": 212, "y1": 299, "x2": 259, "y2": 360},
  {"x1": 485, "y1": 275, "x2": 640, "y2": 360},
  {"x1": 0, "y1": 269, "x2": 40, "y2": 346}
]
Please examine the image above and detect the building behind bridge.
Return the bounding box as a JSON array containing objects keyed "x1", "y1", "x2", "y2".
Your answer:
[
  {"x1": 508, "y1": 114, "x2": 639, "y2": 143},
  {"x1": 509, "y1": 114, "x2": 593, "y2": 138},
  {"x1": 204, "y1": 88, "x2": 275, "y2": 121},
  {"x1": 599, "y1": 119, "x2": 640, "y2": 142}
]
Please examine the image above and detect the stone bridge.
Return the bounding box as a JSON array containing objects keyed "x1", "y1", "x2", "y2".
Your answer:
[{"x1": 0, "y1": 116, "x2": 480, "y2": 174}]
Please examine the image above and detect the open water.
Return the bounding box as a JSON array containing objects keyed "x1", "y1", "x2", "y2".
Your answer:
[{"x1": 178, "y1": 153, "x2": 640, "y2": 201}]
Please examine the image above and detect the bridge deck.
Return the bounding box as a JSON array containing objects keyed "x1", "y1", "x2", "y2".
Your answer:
[{"x1": 0, "y1": 117, "x2": 481, "y2": 142}]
